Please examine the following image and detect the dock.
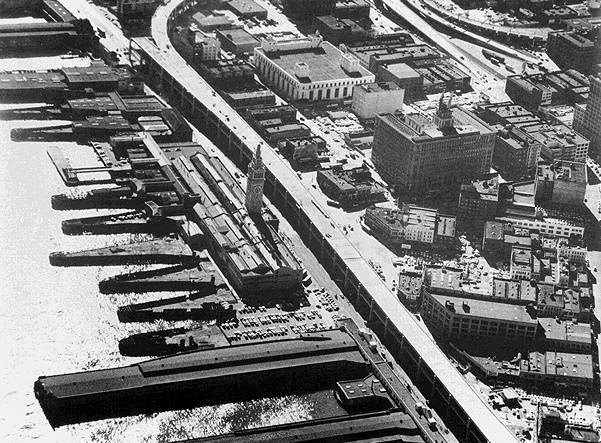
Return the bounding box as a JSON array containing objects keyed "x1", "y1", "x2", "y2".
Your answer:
[
  {"x1": 51, "y1": 187, "x2": 141, "y2": 210},
  {"x1": 118, "y1": 325, "x2": 230, "y2": 357},
  {"x1": 49, "y1": 237, "x2": 196, "y2": 267},
  {"x1": 116, "y1": 289, "x2": 236, "y2": 322},
  {"x1": 179, "y1": 410, "x2": 422, "y2": 443},
  {"x1": 61, "y1": 211, "x2": 178, "y2": 235},
  {"x1": 100, "y1": 261, "x2": 225, "y2": 294},
  {"x1": 34, "y1": 329, "x2": 370, "y2": 427}
]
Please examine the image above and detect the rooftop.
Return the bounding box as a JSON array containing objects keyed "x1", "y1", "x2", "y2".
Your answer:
[
  {"x1": 357, "y1": 81, "x2": 402, "y2": 93},
  {"x1": 431, "y1": 293, "x2": 538, "y2": 324},
  {"x1": 398, "y1": 271, "x2": 423, "y2": 299},
  {"x1": 377, "y1": 107, "x2": 495, "y2": 143},
  {"x1": 227, "y1": 0, "x2": 267, "y2": 16},
  {"x1": 380, "y1": 62, "x2": 420, "y2": 79},
  {"x1": 216, "y1": 27, "x2": 259, "y2": 45},
  {"x1": 537, "y1": 160, "x2": 587, "y2": 184},
  {"x1": 367, "y1": 204, "x2": 437, "y2": 231},
  {"x1": 524, "y1": 351, "x2": 593, "y2": 381},
  {"x1": 255, "y1": 39, "x2": 373, "y2": 83},
  {"x1": 541, "y1": 319, "x2": 592, "y2": 345}
]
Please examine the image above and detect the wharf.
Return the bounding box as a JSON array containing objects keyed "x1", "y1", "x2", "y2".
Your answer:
[
  {"x1": 179, "y1": 410, "x2": 422, "y2": 443},
  {"x1": 116, "y1": 288, "x2": 236, "y2": 322},
  {"x1": 51, "y1": 187, "x2": 142, "y2": 210},
  {"x1": 49, "y1": 237, "x2": 195, "y2": 267},
  {"x1": 12, "y1": 125, "x2": 73, "y2": 142},
  {"x1": 47, "y1": 146, "x2": 130, "y2": 187},
  {"x1": 99, "y1": 255, "x2": 224, "y2": 294},
  {"x1": 0, "y1": 106, "x2": 60, "y2": 121},
  {"x1": 61, "y1": 210, "x2": 178, "y2": 235},
  {"x1": 34, "y1": 329, "x2": 369, "y2": 426},
  {"x1": 119, "y1": 325, "x2": 230, "y2": 357}
]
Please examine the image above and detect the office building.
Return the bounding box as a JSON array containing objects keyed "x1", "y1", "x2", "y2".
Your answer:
[
  {"x1": 117, "y1": 0, "x2": 156, "y2": 19},
  {"x1": 351, "y1": 82, "x2": 404, "y2": 119},
  {"x1": 477, "y1": 101, "x2": 589, "y2": 163},
  {"x1": 547, "y1": 31, "x2": 599, "y2": 74},
  {"x1": 573, "y1": 75, "x2": 601, "y2": 156},
  {"x1": 277, "y1": 136, "x2": 325, "y2": 164},
  {"x1": 334, "y1": 0, "x2": 370, "y2": 18},
  {"x1": 505, "y1": 75, "x2": 554, "y2": 111},
  {"x1": 376, "y1": 63, "x2": 423, "y2": 101},
  {"x1": 175, "y1": 27, "x2": 221, "y2": 62},
  {"x1": 253, "y1": 35, "x2": 374, "y2": 101},
  {"x1": 216, "y1": 28, "x2": 260, "y2": 55},
  {"x1": 520, "y1": 351, "x2": 593, "y2": 392},
  {"x1": 226, "y1": 0, "x2": 267, "y2": 19},
  {"x1": 496, "y1": 214, "x2": 584, "y2": 239},
  {"x1": 364, "y1": 204, "x2": 456, "y2": 246},
  {"x1": 421, "y1": 292, "x2": 538, "y2": 342},
  {"x1": 281, "y1": 0, "x2": 336, "y2": 19},
  {"x1": 397, "y1": 270, "x2": 423, "y2": 311},
  {"x1": 456, "y1": 174, "x2": 500, "y2": 233},
  {"x1": 372, "y1": 96, "x2": 495, "y2": 193},
  {"x1": 223, "y1": 89, "x2": 275, "y2": 109},
  {"x1": 539, "y1": 318, "x2": 592, "y2": 353},
  {"x1": 196, "y1": 59, "x2": 255, "y2": 84},
  {"x1": 413, "y1": 61, "x2": 471, "y2": 95},
  {"x1": 510, "y1": 247, "x2": 533, "y2": 280},
  {"x1": 317, "y1": 165, "x2": 385, "y2": 206},
  {"x1": 364, "y1": 45, "x2": 440, "y2": 73},
  {"x1": 524, "y1": 122, "x2": 589, "y2": 164},
  {"x1": 313, "y1": 15, "x2": 368, "y2": 45},
  {"x1": 192, "y1": 11, "x2": 234, "y2": 31},
  {"x1": 364, "y1": 205, "x2": 436, "y2": 244},
  {"x1": 506, "y1": 70, "x2": 591, "y2": 112},
  {"x1": 535, "y1": 160, "x2": 587, "y2": 206},
  {"x1": 493, "y1": 126, "x2": 541, "y2": 180}
]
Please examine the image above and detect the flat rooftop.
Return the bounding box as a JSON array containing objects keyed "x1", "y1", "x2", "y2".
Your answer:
[
  {"x1": 0, "y1": 70, "x2": 66, "y2": 90},
  {"x1": 256, "y1": 40, "x2": 373, "y2": 83},
  {"x1": 216, "y1": 27, "x2": 259, "y2": 45},
  {"x1": 431, "y1": 293, "x2": 538, "y2": 324},
  {"x1": 377, "y1": 108, "x2": 494, "y2": 142},
  {"x1": 381, "y1": 62, "x2": 420, "y2": 79},
  {"x1": 357, "y1": 81, "x2": 402, "y2": 93},
  {"x1": 540, "y1": 319, "x2": 592, "y2": 345}
]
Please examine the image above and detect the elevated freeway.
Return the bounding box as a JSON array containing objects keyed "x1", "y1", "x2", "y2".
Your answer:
[
  {"x1": 379, "y1": 0, "x2": 539, "y2": 69},
  {"x1": 415, "y1": 0, "x2": 548, "y2": 43},
  {"x1": 131, "y1": 1, "x2": 520, "y2": 442}
]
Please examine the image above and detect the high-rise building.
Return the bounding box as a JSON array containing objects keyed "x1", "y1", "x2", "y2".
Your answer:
[
  {"x1": 573, "y1": 75, "x2": 601, "y2": 157},
  {"x1": 351, "y1": 82, "x2": 404, "y2": 119},
  {"x1": 246, "y1": 144, "x2": 265, "y2": 214},
  {"x1": 371, "y1": 95, "x2": 496, "y2": 193},
  {"x1": 456, "y1": 173, "x2": 500, "y2": 234},
  {"x1": 117, "y1": 0, "x2": 156, "y2": 19},
  {"x1": 547, "y1": 31, "x2": 599, "y2": 75}
]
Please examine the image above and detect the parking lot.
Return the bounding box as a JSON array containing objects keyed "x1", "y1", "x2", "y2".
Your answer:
[{"x1": 219, "y1": 287, "x2": 340, "y2": 343}]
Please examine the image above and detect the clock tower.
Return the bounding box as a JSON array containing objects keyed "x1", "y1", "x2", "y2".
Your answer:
[{"x1": 245, "y1": 144, "x2": 265, "y2": 215}]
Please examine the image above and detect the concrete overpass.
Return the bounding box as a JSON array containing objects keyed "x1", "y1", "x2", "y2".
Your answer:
[
  {"x1": 125, "y1": 2, "x2": 521, "y2": 442},
  {"x1": 391, "y1": 0, "x2": 547, "y2": 47},
  {"x1": 381, "y1": 0, "x2": 543, "y2": 60}
]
